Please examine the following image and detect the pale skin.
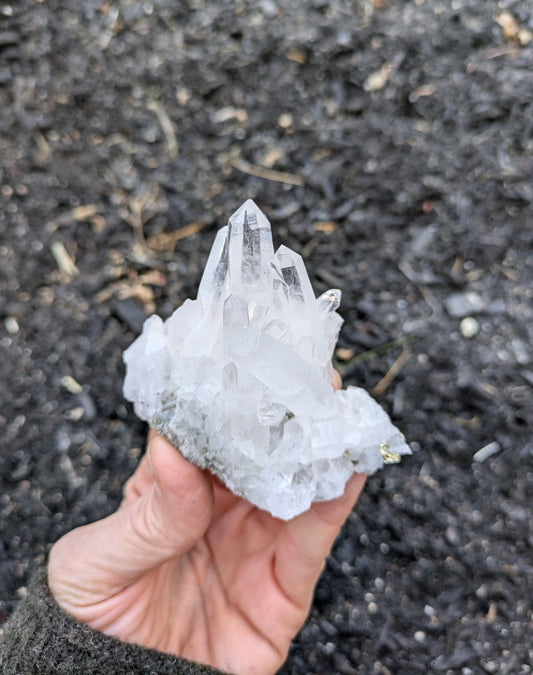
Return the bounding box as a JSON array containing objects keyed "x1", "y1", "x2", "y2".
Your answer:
[{"x1": 48, "y1": 373, "x2": 366, "y2": 675}]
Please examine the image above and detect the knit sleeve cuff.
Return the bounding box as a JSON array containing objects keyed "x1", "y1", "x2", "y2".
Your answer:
[{"x1": 0, "y1": 569, "x2": 228, "y2": 675}]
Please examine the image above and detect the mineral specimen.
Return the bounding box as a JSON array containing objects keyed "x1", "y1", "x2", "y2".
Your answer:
[{"x1": 123, "y1": 200, "x2": 410, "y2": 519}]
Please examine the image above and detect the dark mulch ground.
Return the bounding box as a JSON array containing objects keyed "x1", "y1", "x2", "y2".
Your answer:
[{"x1": 1, "y1": 1, "x2": 532, "y2": 673}]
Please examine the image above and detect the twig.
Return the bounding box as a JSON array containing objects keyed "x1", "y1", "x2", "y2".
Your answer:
[
  {"x1": 45, "y1": 204, "x2": 100, "y2": 232},
  {"x1": 147, "y1": 100, "x2": 178, "y2": 159},
  {"x1": 96, "y1": 270, "x2": 166, "y2": 306},
  {"x1": 147, "y1": 221, "x2": 210, "y2": 251},
  {"x1": 337, "y1": 335, "x2": 416, "y2": 375},
  {"x1": 118, "y1": 182, "x2": 161, "y2": 253},
  {"x1": 228, "y1": 157, "x2": 305, "y2": 187},
  {"x1": 371, "y1": 347, "x2": 411, "y2": 396}
]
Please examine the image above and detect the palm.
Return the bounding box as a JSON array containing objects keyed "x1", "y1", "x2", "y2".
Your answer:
[
  {"x1": 142, "y1": 490, "x2": 307, "y2": 674},
  {"x1": 49, "y1": 434, "x2": 365, "y2": 675}
]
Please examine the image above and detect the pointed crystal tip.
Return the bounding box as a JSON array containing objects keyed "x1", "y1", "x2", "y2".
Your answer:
[
  {"x1": 229, "y1": 199, "x2": 271, "y2": 232},
  {"x1": 226, "y1": 199, "x2": 275, "y2": 294}
]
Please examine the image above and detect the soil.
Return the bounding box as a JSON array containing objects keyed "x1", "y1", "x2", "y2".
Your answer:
[{"x1": 0, "y1": 1, "x2": 532, "y2": 673}]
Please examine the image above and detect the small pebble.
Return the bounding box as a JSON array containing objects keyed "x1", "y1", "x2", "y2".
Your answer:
[
  {"x1": 460, "y1": 316, "x2": 480, "y2": 338},
  {"x1": 60, "y1": 375, "x2": 83, "y2": 395},
  {"x1": 473, "y1": 441, "x2": 501, "y2": 463},
  {"x1": 445, "y1": 525, "x2": 460, "y2": 546},
  {"x1": 414, "y1": 630, "x2": 426, "y2": 643},
  {"x1": 277, "y1": 113, "x2": 293, "y2": 129},
  {"x1": 259, "y1": 0, "x2": 278, "y2": 17},
  {"x1": 4, "y1": 317, "x2": 19, "y2": 334},
  {"x1": 67, "y1": 406, "x2": 85, "y2": 421}
]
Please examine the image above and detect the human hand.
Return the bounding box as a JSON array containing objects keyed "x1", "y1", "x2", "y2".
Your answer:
[{"x1": 48, "y1": 376, "x2": 366, "y2": 675}]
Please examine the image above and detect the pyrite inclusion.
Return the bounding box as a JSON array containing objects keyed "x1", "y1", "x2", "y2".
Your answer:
[{"x1": 123, "y1": 200, "x2": 410, "y2": 519}]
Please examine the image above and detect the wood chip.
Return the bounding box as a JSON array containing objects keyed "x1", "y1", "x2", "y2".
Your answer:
[
  {"x1": 211, "y1": 106, "x2": 248, "y2": 124},
  {"x1": 409, "y1": 83, "x2": 437, "y2": 103},
  {"x1": 50, "y1": 241, "x2": 79, "y2": 280},
  {"x1": 261, "y1": 147, "x2": 284, "y2": 168},
  {"x1": 486, "y1": 602, "x2": 497, "y2": 624},
  {"x1": 45, "y1": 204, "x2": 99, "y2": 232},
  {"x1": 71, "y1": 204, "x2": 100, "y2": 221},
  {"x1": 313, "y1": 221, "x2": 338, "y2": 233},
  {"x1": 363, "y1": 63, "x2": 393, "y2": 92},
  {"x1": 451, "y1": 415, "x2": 480, "y2": 430},
  {"x1": 495, "y1": 11, "x2": 533, "y2": 45},
  {"x1": 34, "y1": 129, "x2": 51, "y2": 163},
  {"x1": 286, "y1": 48, "x2": 307, "y2": 64}
]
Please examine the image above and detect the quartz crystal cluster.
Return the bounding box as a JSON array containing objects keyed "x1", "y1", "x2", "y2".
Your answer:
[{"x1": 123, "y1": 200, "x2": 410, "y2": 519}]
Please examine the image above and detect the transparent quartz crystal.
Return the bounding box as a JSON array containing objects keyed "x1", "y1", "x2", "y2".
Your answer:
[{"x1": 123, "y1": 199, "x2": 410, "y2": 519}]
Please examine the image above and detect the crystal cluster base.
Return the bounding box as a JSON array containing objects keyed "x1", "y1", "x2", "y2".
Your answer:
[{"x1": 123, "y1": 200, "x2": 410, "y2": 519}]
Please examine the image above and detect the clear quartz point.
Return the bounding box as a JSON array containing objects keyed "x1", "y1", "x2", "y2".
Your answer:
[
  {"x1": 317, "y1": 288, "x2": 341, "y2": 313},
  {"x1": 123, "y1": 199, "x2": 411, "y2": 520}
]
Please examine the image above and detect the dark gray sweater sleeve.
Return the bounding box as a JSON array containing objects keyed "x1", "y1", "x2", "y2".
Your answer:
[{"x1": 0, "y1": 570, "x2": 228, "y2": 675}]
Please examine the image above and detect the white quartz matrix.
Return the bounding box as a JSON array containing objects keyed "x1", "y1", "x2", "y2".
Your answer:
[{"x1": 123, "y1": 200, "x2": 410, "y2": 519}]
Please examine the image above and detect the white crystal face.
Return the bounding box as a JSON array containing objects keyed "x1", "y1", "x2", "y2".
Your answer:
[{"x1": 123, "y1": 199, "x2": 410, "y2": 519}]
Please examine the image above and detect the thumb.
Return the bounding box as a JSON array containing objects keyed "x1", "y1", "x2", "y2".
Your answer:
[{"x1": 49, "y1": 435, "x2": 213, "y2": 603}]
